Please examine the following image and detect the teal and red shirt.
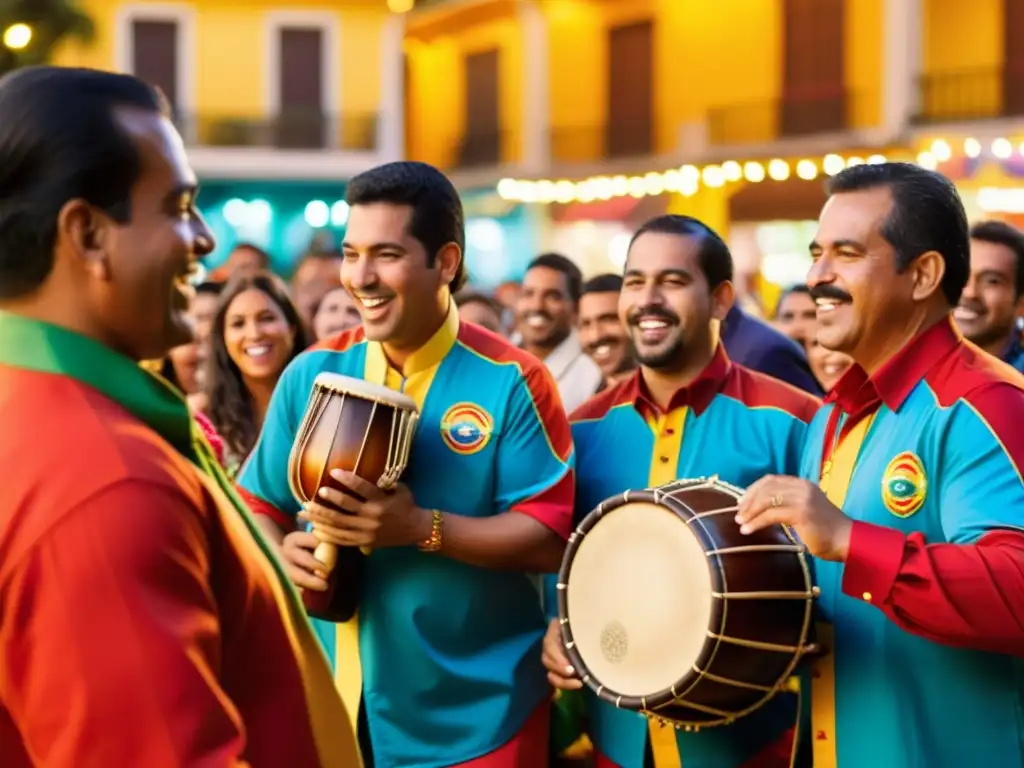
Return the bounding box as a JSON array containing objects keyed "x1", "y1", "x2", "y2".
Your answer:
[
  {"x1": 561, "y1": 345, "x2": 819, "y2": 768},
  {"x1": 803, "y1": 316, "x2": 1024, "y2": 767},
  {"x1": 238, "y1": 306, "x2": 575, "y2": 768}
]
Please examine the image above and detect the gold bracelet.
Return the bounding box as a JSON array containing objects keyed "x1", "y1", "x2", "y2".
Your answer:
[{"x1": 418, "y1": 509, "x2": 444, "y2": 553}]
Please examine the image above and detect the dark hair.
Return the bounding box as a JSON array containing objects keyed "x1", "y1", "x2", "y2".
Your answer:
[
  {"x1": 969, "y1": 219, "x2": 1024, "y2": 297},
  {"x1": 205, "y1": 272, "x2": 308, "y2": 462},
  {"x1": 345, "y1": 161, "x2": 467, "y2": 291},
  {"x1": 454, "y1": 288, "x2": 503, "y2": 317},
  {"x1": 0, "y1": 67, "x2": 168, "y2": 299},
  {"x1": 826, "y1": 162, "x2": 969, "y2": 305},
  {"x1": 526, "y1": 252, "x2": 583, "y2": 303},
  {"x1": 628, "y1": 214, "x2": 734, "y2": 290},
  {"x1": 582, "y1": 273, "x2": 624, "y2": 295},
  {"x1": 194, "y1": 280, "x2": 223, "y2": 297}
]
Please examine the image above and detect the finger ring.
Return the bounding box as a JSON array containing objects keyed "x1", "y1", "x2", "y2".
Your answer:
[{"x1": 771, "y1": 494, "x2": 784, "y2": 508}]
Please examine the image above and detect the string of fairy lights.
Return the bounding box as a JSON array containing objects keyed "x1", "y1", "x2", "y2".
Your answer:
[{"x1": 493, "y1": 137, "x2": 1017, "y2": 204}]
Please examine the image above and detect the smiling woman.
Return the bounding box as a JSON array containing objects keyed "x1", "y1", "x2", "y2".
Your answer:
[{"x1": 205, "y1": 271, "x2": 308, "y2": 472}]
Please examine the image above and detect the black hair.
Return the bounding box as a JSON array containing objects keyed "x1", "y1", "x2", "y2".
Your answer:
[
  {"x1": 194, "y1": 280, "x2": 224, "y2": 296},
  {"x1": 0, "y1": 66, "x2": 168, "y2": 299},
  {"x1": 525, "y1": 252, "x2": 583, "y2": 303},
  {"x1": 345, "y1": 161, "x2": 467, "y2": 291},
  {"x1": 628, "y1": 214, "x2": 734, "y2": 290},
  {"x1": 205, "y1": 271, "x2": 308, "y2": 463},
  {"x1": 582, "y1": 273, "x2": 624, "y2": 295},
  {"x1": 454, "y1": 288, "x2": 503, "y2": 317},
  {"x1": 969, "y1": 219, "x2": 1024, "y2": 297},
  {"x1": 826, "y1": 162, "x2": 969, "y2": 306}
]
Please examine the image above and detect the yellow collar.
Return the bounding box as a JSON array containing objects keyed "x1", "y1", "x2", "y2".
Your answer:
[{"x1": 366, "y1": 299, "x2": 460, "y2": 381}]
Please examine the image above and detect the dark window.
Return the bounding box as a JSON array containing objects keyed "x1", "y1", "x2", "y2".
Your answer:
[
  {"x1": 781, "y1": 0, "x2": 846, "y2": 135},
  {"x1": 606, "y1": 20, "x2": 654, "y2": 157},
  {"x1": 461, "y1": 49, "x2": 500, "y2": 167},
  {"x1": 277, "y1": 27, "x2": 325, "y2": 149},
  {"x1": 131, "y1": 20, "x2": 178, "y2": 112}
]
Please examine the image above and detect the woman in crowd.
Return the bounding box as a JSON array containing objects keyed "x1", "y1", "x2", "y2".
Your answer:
[
  {"x1": 311, "y1": 284, "x2": 361, "y2": 340},
  {"x1": 205, "y1": 272, "x2": 308, "y2": 475},
  {"x1": 806, "y1": 336, "x2": 854, "y2": 392}
]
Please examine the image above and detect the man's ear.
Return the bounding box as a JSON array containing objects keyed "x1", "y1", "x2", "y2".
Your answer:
[{"x1": 57, "y1": 199, "x2": 113, "y2": 281}]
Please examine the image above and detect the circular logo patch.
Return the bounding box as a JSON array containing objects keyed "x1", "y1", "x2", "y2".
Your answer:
[
  {"x1": 440, "y1": 402, "x2": 493, "y2": 455},
  {"x1": 881, "y1": 451, "x2": 927, "y2": 518}
]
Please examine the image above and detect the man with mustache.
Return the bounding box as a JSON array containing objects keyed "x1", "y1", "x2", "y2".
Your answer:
[
  {"x1": 518, "y1": 253, "x2": 603, "y2": 412},
  {"x1": 238, "y1": 161, "x2": 575, "y2": 767},
  {"x1": 578, "y1": 273, "x2": 636, "y2": 391},
  {"x1": 543, "y1": 214, "x2": 820, "y2": 768},
  {"x1": 736, "y1": 163, "x2": 1024, "y2": 768},
  {"x1": 954, "y1": 220, "x2": 1024, "y2": 371}
]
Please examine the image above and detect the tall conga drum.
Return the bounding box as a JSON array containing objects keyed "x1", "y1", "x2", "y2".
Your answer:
[
  {"x1": 557, "y1": 476, "x2": 816, "y2": 730},
  {"x1": 288, "y1": 373, "x2": 418, "y2": 622}
]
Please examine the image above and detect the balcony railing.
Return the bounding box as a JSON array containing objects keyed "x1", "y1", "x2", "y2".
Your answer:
[
  {"x1": 707, "y1": 90, "x2": 867, "y2": 146},
  {"x1": 914, "y1": 68, "x2": 1024, "y2": 123},
  {"x1": 173, "y1": 111, "x2": 379, "y2": 151},
  {"x1": 549, "y1": 122, "x2": 655, "y2": 165}
]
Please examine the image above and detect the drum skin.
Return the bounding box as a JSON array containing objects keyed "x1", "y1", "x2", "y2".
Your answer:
[
  {"x1": 558, "y1": 478, "x2": 814, "y2": 730},
  {"x1": 294, "y1": 392, "x2": 407, "y2": 623}
]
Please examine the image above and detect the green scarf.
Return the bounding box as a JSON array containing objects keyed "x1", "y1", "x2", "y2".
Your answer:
[{"x1": 0, "y1": 311, "x2": 296, "y2": 601}]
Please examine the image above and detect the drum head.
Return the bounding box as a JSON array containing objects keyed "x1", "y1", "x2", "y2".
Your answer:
[
  {"x1": 566, "y1": 501, "x2": 713, "y2": 699},
  {"x1": 313, "y1": 372, "x2": 417, "y2": 410}
]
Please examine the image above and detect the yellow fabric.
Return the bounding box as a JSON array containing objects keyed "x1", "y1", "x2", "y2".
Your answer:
[
  {"x1": 194, "y1": 471, "x2": 363, "y2": 768},
  {"x1": 645, "y1": 406, "x2": 688, "y2": 768},
  {"x1": 333, "y1": 300, "x2": 460, "y2": 744},
  {"x1": 811, "y1": 413, "x2": 876, "y2": 768}
]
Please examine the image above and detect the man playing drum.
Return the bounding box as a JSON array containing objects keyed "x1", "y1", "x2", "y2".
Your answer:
[
  {"x1": 238, "y1": 161, "x2": 575, "y2": 768},
  {"x1": 736, "y1": 162, "x2": 1024, "y2": 767},
  {"x1": 543, "y1": 214, "x2": 820, "y2": 768}
]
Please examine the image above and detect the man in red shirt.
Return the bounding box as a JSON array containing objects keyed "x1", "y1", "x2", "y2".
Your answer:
[{"x1": 0, "y1": 66, "x2": 359, "y2": 767}]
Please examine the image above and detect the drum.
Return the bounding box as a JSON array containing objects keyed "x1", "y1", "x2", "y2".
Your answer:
[
  {"x1": 288, "y1": 373, "x2": 418, "y2": 622},
  {"x1": 556, "y1": 476, "x2": 816, "y2": 730}
]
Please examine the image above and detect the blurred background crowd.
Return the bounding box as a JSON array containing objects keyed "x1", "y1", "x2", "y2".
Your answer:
[{"x1": 3, "y1": 0, "x2": 1023, "y2": 468}]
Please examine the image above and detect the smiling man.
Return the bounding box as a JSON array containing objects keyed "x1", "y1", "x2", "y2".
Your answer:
[
  {"x1": 736, "y1": 162, "x2": 1024, "y2": 768},
  {"x1": 518, "y1": 253, "x2": 603, "y2": 412},
  {"x1": 543, "y1": 215, "x2": 819, "y2": 768},
  {"x1": 237, "y1": 161, "x2": 575, "y2": 768},
  {"x1": 578, "y1": 273, "x2": 635, "y2": 390},
  {"x1": 954, "y1": 220, "x2": 1024, "y2": 371},
  {"x1": 0, "y1": 67, "x2": 357, "y2": 766}
]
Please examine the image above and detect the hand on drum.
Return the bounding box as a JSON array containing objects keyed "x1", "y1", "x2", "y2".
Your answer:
[
  {"x1": 281, "y1": 531, "x2": 330, "y2": 591},
  {"x1": 541, "y1": 618, "x2": 583, "y2": 691},
  {"x1": 735, "y1": 475, "x2": 854, "y2": 562},
  {"x1": 297, "y1": 469, "x2": 433, "y2": 549}
]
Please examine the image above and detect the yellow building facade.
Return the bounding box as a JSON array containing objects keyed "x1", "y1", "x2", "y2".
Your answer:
[{"x1": 52, "y1": 0, "x2": 406, "y2": 179}]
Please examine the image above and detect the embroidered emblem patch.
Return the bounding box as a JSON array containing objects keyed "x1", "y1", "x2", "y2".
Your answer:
[
  {"x1": 440, "y1": 402, "x2": 493, "y2": 455},
  {"x1": 881, "y1": 451, "x2": 927, "y2": 518}
]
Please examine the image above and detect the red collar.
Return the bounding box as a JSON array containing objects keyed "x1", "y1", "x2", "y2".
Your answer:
[
  {"x1": 826, "y1": 315, "x2": 962, "y2": 417},
  {"x1": 629, "y1": 344, "x2": 732, "y2": 418}
]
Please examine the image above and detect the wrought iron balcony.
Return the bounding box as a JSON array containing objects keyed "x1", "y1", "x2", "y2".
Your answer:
[
  {"x1": 914, "y1": 67, "x2": 1024, "y2": 123},
  {"x1": 707, "y1": 90, "x2": 865, "y2": 146},
  {"x1": 173, "y1": 111, "x2": 379, "y2": 151}
]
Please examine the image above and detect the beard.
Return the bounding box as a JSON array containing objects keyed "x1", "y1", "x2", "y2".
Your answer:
[{"x1": 630, "y1": 333, "x2": 686, "y2": 371}]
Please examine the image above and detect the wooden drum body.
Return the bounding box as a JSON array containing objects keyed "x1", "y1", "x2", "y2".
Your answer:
[
  {"x1": 557, "y1": 476, "x2": 815, "y2": 730},
  {"x1": 288, "y1": 373, "x2": 418, "y2": 622}
]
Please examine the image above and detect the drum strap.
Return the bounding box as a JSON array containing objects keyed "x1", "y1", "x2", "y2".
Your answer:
[
  {"x1": 644, "y1": 407, "x2": 688, "y2": 768},
  {"x1": 812, "y1": 412, "x2": 876, "y2": 768}
]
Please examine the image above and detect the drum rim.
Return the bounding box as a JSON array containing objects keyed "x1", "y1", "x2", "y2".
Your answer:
[
  {"x1": 556, "y1": 477, "x2": 814, "y2": 727},
  {"x1": 556, "y1": 483, "x2": 725, "y2": 715},
  {"x1": 312, "y1": 372, "x2": 418, "y2": 410}
]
